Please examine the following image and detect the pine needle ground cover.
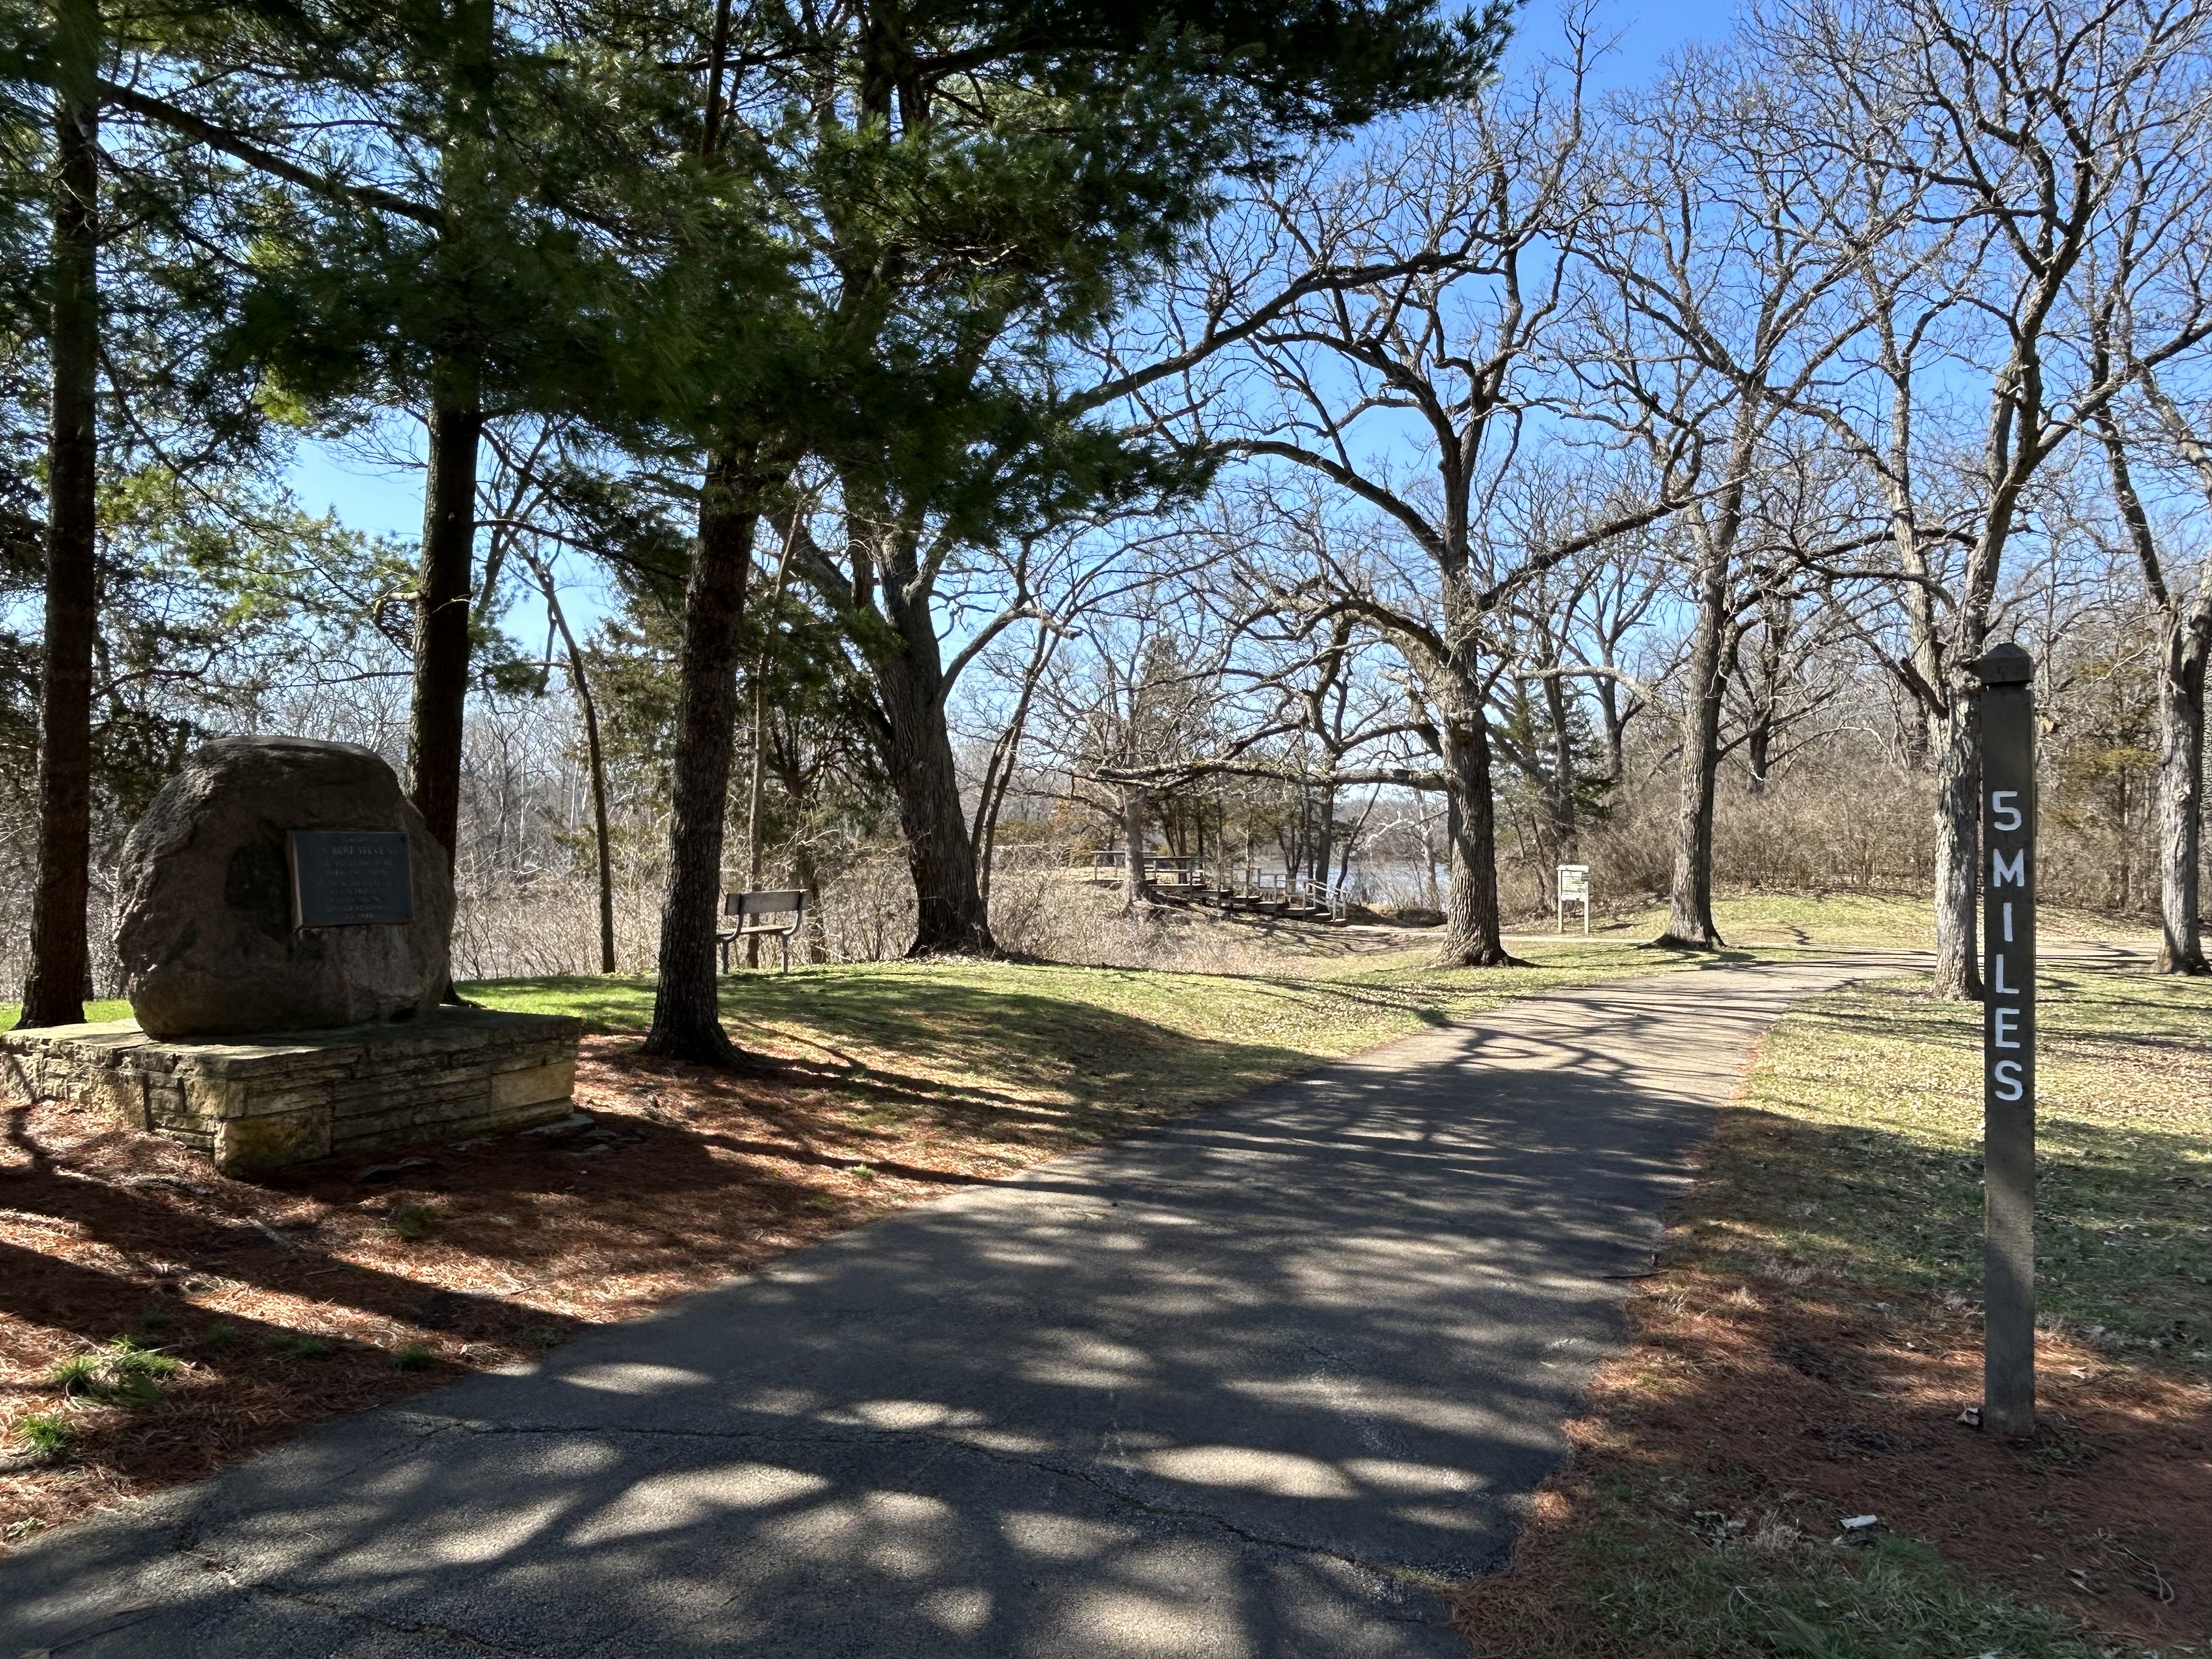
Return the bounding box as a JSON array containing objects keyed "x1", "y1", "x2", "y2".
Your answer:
[
  {"x1": 1457, "y1": 970, "x2": 2212, "y2": 1658},
  {"x1": 1, "y1": 941, "x2": 1729, "y2": 1550}
]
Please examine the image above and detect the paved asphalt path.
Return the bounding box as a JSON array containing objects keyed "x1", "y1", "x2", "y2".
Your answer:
[{"x1": 1, "y1": 958, "x2": 1861, "y2": 1658}]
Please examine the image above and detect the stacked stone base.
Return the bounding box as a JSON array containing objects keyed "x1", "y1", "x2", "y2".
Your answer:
[{"x1": 0, "y1": 1007, "x2": 582, "y2": 1176}]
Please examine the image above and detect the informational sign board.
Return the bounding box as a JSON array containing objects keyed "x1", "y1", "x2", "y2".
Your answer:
[
  {"x1": 1556, "y1": 864, "x2": 1590, "y2": 934},
  {"x1": 1973, "y1": 643, "x2": 2036, "y2": 1436},
  {"x1": 287, "y1": 830, "x2": 414, "y2": 928}
]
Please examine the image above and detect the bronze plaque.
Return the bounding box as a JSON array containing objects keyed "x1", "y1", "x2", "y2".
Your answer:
[{"x1": 287, "y1": 830, "x2": 413, "y2": 928}]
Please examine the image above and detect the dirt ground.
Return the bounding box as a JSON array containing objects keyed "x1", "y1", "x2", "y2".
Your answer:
[
  {"x1": 1454, "y1": 1109, "x2": 2212, "y2": 1652},
  {"x1": 1, "y1": 1033, "x2": 1053, "y2": 1548}
]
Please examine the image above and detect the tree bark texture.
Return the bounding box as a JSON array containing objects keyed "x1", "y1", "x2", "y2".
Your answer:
[
  {"x1": 2106, "y1": 392, "x2": 2212, "y2": 975},
  {"x1": 644, "y1": 459, "x2": 756, "y2": 1062},
  {"x1": 2154, "y1": 620, "x2": 2209, "y2": 974},
  {"x1": 1929, "y1": 693, "x2": 1983, "y2": 1000},
  {"x1": 405, "y1": 377, "x2": 483, "y2": 863},
  {"x1": 1439, "y1": 709, "x2": 1512, "y2": 967},
  {"x1": 855, "y1": 561, "x2": 995, "y2": 955},
  {"x1": 21, "y1": 1, "x2": 99, "y2": 1028},
  {"x1": 875, "y1": 638, "x2": 994, "y2": 953},
  {"x1": 1116, "y1": 786, "x2": 1150, "y2": 913},
  {"x1": 1656, "y1": 543, "x2": 1727, "y2": 949}
]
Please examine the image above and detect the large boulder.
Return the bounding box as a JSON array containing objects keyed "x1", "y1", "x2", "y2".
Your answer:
[{"x1": 115, "y1": 737, "x2": 454, "y2": 1038}]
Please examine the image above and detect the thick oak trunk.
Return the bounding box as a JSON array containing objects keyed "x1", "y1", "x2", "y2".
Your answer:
[
  {"x1": 1929, "y1": 695, "x2": 1983, "y2": 1000},
  {"x1": 875, "y1": 642, "x2": 994, "y2": 954},
  {"x1": 1439, "y1": 709, "x2": 1513, "y2": 967},
  {"x1": 405, "y1": 376, "x2": 482, "y2": 864},
  {"x1": 20, "y1": 6, "x2": 99, "y2": 1029},
  {"x1": 644, "y1": 460, "x2": 756, "y2": 1062},
  {"x1": 863, "y1": 578, "x2": 993, "y2": 956},
  {"x1": 2154, "y1": 632, "x2": 2209, "y2": 974},
  {"x1": 1656, "y1": 545, "x2": 1726, "y2": 949}
]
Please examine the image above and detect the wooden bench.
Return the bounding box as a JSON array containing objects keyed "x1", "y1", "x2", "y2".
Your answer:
[{"x1": 718, "y1": 889, "x2": 807, "y2": 973}]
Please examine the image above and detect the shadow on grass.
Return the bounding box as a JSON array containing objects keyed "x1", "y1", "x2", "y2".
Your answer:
[
  {"x1": 1455, "y1": 1100, "x2": 2212, "y2": 1657},
  {"x1": 2, "y1": 959, "x2": 1768, "y2": 1656},
  {"x1": 475, "y1": 967, "x2": 1443, "y2": 1124}
]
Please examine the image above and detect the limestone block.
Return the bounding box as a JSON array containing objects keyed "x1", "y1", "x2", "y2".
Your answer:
[
  {"x1": 1, "y1": 1008, "x2": 582, "y2": 1176},
  {"x1": 217, "y1": 1109, "x2": 332, "y2": 1175}
]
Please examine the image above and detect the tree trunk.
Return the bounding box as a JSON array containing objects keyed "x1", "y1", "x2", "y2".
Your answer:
[
  {"x1": 1656, "y1": 548, "x2": 1728, "y2": 949},
  {"x1": 405, "y1": 375, "x2": 483, "y2": 864},
  {"x1": 970, "y1": 614, "x2": 1051, "y2": 918},
  {"x1": 1745, "y1": 717, "x2": 1775, "y2": 795},
  {"x1": 1542, "y1": 673, "x2": 1578, "y2": 860},
  {"x1": 534, "y1": 567, "x2": 614, "y2": 974},
  {"x1": 1419, "y1": 808, "x2": 1441, "y2": 911},
  {"x1": 643, "y1": 457, "x2": 756, "y2": 1062},
  {"x1": 1116, "y1": 785, "x2": 1149, "y2": 913},
  {"x1": 1438, "y1": 708, "x2": 1513, "y2": 967},
  {"x1": 404, "y1": 0, "x2": 494, "y2": 865},
  {"x1": 2154, "y1": 619, "x2": 2209, "y2": 974},
  {"x1": 19, "y1": 1, "x2": 99, "y2": 1030},
  {"x1": 582, "y1": 669, "x2": 615, "y2": 975},
  {"x1": 1929, "y1": 693, "x2": 1983, "y2": 1000},
  {"x1": 793, "y1": 839, "x2": 825, "y2": 963},
  {"x1": 872, "y1": 620, "x2": 994, "y2": 955},
  {"x1": 1596, "y1": 674, "x2": 1627, "y2": 787},
  {"x1": 742, "y1": 665, "x2": 769, "y2": 970},
  {"x1": 1313, "y1": 782, "x2": 1336, "y2": 893}
]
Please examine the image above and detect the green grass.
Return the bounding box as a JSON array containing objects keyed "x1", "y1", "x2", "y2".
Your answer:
[
  {"x1": 1460, "y1": 966, "x2": 2212, "y2": 1658},
  {"x1": 1716, "y1": 969, "x2": 2212, "y2": 1364},
  {"x1": 45, "y1": 1335, "x2": 187, "y2": 1408},
  {"x1": 10, "y1": 1413, "x2": 73, "y2": 1460},
  {"x1": 0, "y1": 997, "x2": 131, "y2": 1032},
  {"x1": 465, "y1": 943, "x2": 1769, "y2": 1138},
  {"x1": 1584, "y1": 891, "x2": 2157, "y2": 950}
]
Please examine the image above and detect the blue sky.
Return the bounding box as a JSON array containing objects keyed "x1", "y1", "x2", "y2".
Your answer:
[{"x1": 279, "y1": 2, "x2": 1746, "y2": 643}]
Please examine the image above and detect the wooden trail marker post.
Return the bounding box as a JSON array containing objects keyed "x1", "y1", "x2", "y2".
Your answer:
[{"x1": 1973, "y1": 642, "x2": 2036, "y2": 1436}]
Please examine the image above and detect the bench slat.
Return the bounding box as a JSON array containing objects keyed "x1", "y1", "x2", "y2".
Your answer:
[{"x1": 725, "y1": 890, "x2": 805, "y2": 917}]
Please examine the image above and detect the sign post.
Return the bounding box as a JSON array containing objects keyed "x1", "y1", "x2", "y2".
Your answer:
[
  {"x1": 1556, "y1": 864, "x2": 1590, "y2": 935},
  {"x1": 1973, "y1": 642, "x2": 2036, "y2": 1437}
]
